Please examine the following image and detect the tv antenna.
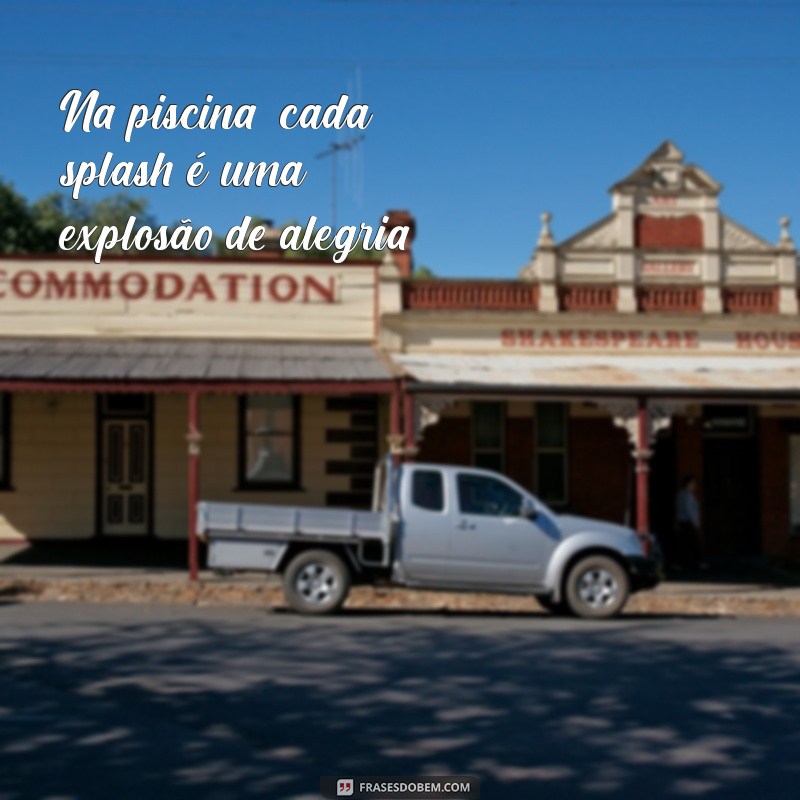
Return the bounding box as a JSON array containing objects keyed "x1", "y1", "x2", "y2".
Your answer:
[{"x1": 316, "y1": 135, "x2": 365, "y2": 228}]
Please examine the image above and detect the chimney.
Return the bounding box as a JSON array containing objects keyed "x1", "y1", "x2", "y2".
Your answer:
[{"x1": 384, "y1": 209, "x2": 416, "y2": 278}]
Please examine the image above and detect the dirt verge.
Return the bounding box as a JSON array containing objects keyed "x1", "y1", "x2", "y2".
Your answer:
[{"x1": 2, "y1": 578, "x2": 800, "y2": 617}]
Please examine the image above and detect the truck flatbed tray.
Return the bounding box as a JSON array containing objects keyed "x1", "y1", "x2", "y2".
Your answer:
[{"x1": 198, "y1": 501, "x2": 390, "y2": 543}]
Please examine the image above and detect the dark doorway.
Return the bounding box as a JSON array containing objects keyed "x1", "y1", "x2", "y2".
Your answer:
[
  {"x1": 702, "y1": 406, "x2": 760, "y2": 556},
  {"x1": 649, "y1": 429, "x2": 677, "y2": 558}
]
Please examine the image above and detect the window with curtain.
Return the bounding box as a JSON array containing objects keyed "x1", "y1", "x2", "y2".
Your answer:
[{"x1": 238, "y1": 395, "x2": 300, "y2": 488}]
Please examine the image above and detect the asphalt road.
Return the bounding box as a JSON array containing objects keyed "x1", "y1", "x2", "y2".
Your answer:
[{"x1": 0, "y1": 603, "x2": 798, "y2": 800}]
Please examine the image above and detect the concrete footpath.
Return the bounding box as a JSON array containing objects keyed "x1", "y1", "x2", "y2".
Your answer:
[{"x1": 1, "y1": 543, "x2": 800, "y2": 616}]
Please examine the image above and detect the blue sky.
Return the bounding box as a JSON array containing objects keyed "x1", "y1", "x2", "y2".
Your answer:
[{"x1": 1, "y1": 1, "x2": 799, "y2": 276}]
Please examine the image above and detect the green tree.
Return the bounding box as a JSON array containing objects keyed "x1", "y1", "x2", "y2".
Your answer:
[
  {"x1": 0, "y1": 178, "x2": 170, "y2": 255},
  {"x1": 28, "y1": 192, "x2": 76, "y2": 252},
  {"x1": 0, "y1": 181, "x2": 36, "y2": 253}
]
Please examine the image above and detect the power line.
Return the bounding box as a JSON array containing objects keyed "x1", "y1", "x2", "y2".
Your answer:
[
  {"x1": 2, "y1": 0, "x2": 800, "y2": 10},
  {"x1": 4, "y1": 51, "x2": 800, "y2": 72}
]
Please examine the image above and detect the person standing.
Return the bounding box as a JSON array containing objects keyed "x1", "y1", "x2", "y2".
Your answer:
[{"x1": 675, "y1": 475, "x2": 707, "y2": 570}]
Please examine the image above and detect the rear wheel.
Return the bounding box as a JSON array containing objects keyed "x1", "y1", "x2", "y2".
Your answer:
[
  {"x1": 283, "y1": 549, "x2": 351, "y2": 615},
  {"x1": 564, "y1": 555, "x2": 629, "y2": 619}
]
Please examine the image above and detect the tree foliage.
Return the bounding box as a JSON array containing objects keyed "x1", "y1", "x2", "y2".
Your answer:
[
  {"x1": 0, "y1": 179, "x2": 159, "y2": 254},
  {"x1": 0, "y1": 179, "x2": 384, "y2": 262},
  {"x1": 0, "y1": 181, "x2": 38, "y2": 253}
]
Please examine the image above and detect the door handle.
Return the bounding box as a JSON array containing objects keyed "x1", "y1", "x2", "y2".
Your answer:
[{"x1": 457, "y1": 519, "x2": 476, "y2": 531}]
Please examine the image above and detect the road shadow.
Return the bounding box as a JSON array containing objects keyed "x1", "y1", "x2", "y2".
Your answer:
[
  {"x1": 292, "y1": 607, "x2": 725, "y2": 622},
  {"x1": 0, "y1": 609, "x2": 797, "y2": 799}
]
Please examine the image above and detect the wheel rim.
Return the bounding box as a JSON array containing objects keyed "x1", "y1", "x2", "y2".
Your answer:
[
  {"x1": 296, "y1": 563, "x2": 338, "y2": 606},
  {"x1": 577, "y1": 567, "x2": 620, "y2": 609}
]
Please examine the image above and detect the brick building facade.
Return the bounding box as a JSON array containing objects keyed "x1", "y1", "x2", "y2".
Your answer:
[{"x1": 385, "y1": 143, "x2": 800, "y2": 562}]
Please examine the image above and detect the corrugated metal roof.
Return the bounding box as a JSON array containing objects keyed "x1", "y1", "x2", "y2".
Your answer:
[
  {"x1": 0, "y1": 339, "x2": 392, "y2": 382},
  {"x1": 394, "y1": 353, "x2": 800, "y2": 395}
]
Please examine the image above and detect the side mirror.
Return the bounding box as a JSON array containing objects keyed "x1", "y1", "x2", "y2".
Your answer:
[{"x1": 520, "y1": 498, "x2": 538, "y2": 521}]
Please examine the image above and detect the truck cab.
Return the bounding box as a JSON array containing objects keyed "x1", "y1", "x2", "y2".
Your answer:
[{"x1": 392, "y1": 463, "x2": 659, "y2": 611}]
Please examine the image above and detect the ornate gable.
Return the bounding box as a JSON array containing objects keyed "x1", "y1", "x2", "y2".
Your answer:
[
  {"x1": 611, "y1": 140, "x2": 722, "y2": 196},
  {"x1": 521, "y1": 141, "x2": 796, "y2": 314},
  {"x1": 560, "y1": 214, "x2": 616, "y2": 250},
  {"x1": 721, "y1": 216, "x2": 773, "y2": 253}
]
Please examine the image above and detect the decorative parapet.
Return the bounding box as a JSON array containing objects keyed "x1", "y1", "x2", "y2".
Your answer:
[
  {"x1": 399, "y1": 279, "x2": 797, "y2": 315},
  {"x1": 402, "y1": 280, "x2": 539, "y2": 311},
  {"x1": 637, "y1": 286, "x2": 703, "y2": 314},
  {"x1": 722, "y1": 287, "x2": 780, "y2": 314},
  {"x1": 558, "y1": 285, "x2": 617, "y2": 312}
]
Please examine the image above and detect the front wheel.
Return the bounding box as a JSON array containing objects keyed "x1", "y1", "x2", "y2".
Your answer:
[
  {"x1": 564, "y1": 555, "x2": 630, "y2": 619},
  {"x1": 283, "y1": 549, "x2": 351, "y2": 615}
]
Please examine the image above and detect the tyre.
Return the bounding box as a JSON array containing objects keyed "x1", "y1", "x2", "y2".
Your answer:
[
  {"x1": 283, "y1": 549, "x2": 351, "y2": 615},
  {"x1": 536, "y1": 596, "x2": 572, "y2": 616},
  {"x1": 564, "y1": 555, "x2": 630, "y2": 619}
]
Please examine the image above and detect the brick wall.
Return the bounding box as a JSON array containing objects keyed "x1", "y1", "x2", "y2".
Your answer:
[
  {"x1": 671, "y1": 415, "x2": 704, "y2": 544},
  {"x1": 416, "y1": 404, "x2": 535, "y2": 491},
  {"x1": 673, "y1": 417, "x2": 703, "y2": 491},
  {"x1": 417, "y1": 417, "x2": 471, "y2": 465},
  {"x1": 759, "y1": 417, "x2": 796, "y2": 558},
  {"x1": 635, "y1": 214, "x2": 703, "y2": 249},
  {"x1": 507, "y1": 417, "x2": 534, "y2": 492},
  {"x1": 568, "y1": 416, "x2": 630, "y2": 523}
]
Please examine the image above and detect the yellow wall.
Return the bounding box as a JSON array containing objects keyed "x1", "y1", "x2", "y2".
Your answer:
[
  {"x1": 0, "y1": 391, "x2": 388, "y2": 542},
  {"x1": 0, "y1": 393, "x2": 95, "y2": 540},
  {"x1": 154, "y1": 393, "x2": 377, "y2": 539}
]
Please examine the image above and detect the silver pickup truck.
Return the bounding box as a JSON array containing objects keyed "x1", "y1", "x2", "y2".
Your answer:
[{"x1": 197, "y1": 459, "x2": 661, "y2": 619}]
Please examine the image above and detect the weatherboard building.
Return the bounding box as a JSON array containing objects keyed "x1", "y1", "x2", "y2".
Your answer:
[{"x1": 0, "y1": 145, "x2": 798, "y2": 570}]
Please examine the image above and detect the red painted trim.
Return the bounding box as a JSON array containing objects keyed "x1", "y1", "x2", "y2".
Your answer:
[
  {"x1": 390, "y1": 382, "x2": 402, "y2": 436},
  {"x1": 402, "y1": 386, "x2": 415, "y2": 461},
  {"x1": 390, "y1": 381, "x2": 402, "y2": 465},
  {"x1": 373, "y1": 268, "x2": 380, "y2": 340},
  {"x1": 187, "y1": 391, "x2": 200, "y2": 583},
  {"x1": 0, "y1": 380, "x2": 397, "y2": 395}
]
